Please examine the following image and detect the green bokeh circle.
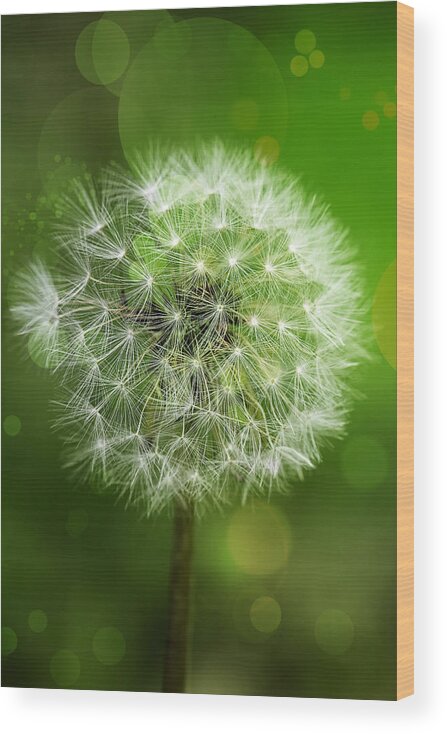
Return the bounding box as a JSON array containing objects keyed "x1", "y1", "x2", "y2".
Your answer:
[
  {"x1": 101, "y1": 10, "x2": 175, "y2": 97},
  {"x1": 295, "y1": 29, "x2": 317, "y2": 55},
  {"x1": 76, "y1": 20, "x2": 130, "y2": 86},
  {"x1": 2, "y1": 626, "x2": 18, "y2": 655},
  {"x1": 93, "y1": 626, "x2": 126, "y2": 665},
  {"x1": 28, "y1": 609, "x2": 48, "y2": 633},
  {"x1": 3, "y1": 415, "x2": 22, "y2": 436},
  {"x1": 50, "y1": 649, "x2": 80, "y2": 687},
  {"x1": 250, "y1": 596, "x2": 282, "y2": 634}
]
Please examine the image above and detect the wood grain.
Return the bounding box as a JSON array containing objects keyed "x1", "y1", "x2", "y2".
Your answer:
[{"x1": 397, "y1": 1, "x2": 414, "y2": 701}]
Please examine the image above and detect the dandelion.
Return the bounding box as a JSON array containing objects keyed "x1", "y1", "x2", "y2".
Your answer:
[{"x1": 11, "y1": 142, "x2": 366, "y2": 692}]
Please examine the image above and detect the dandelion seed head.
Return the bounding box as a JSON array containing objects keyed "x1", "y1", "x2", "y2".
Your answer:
[{"x1": 11, "y1": 142, "x2": 366, "y2": 515}]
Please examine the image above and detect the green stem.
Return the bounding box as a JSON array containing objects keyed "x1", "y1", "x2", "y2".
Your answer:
[{"x1": 162, "y1": 499, "x2": 194, "y2": 693}]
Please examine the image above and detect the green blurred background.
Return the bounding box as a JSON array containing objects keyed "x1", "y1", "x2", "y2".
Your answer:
[{"x1": 2, "y1": 2, "x2": 397, "y2": 699}]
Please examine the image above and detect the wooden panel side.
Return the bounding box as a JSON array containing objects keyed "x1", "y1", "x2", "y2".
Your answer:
[{"x1": 396, "y1": 1, "x2": 414, "y2": 701}]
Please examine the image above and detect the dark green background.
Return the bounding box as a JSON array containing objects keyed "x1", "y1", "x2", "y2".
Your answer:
[{"x1": 2, "y1": 2, "x2": 397, "y2": 699}]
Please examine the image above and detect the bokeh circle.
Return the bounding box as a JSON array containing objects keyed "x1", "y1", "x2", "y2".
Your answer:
[
  {"x1": 93, "y1": 626, "x2": 126, "y2": 665},
  {"x1": 75, "y1": 20, "x2": 130, "y2": 86},
  {"x1": 250, "y1": 596, "x2": 282, "y2": 633}
]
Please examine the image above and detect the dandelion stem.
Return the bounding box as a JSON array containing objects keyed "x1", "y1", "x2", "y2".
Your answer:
[{"x1": 162, "y1": 499, "x2": 194, "y2": 693}]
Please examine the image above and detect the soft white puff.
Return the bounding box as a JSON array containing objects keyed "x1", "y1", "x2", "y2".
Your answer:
[{"x1": 12, "y1": 143, "x2": 367, "y2": 515}]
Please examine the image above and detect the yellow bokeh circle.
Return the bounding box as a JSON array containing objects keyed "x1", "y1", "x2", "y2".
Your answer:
[
  {"x1": 254, "y1": 136, "x2": 280, "y2": 166},
  {"x1": 384, "y1": 101, "x2": 397, "y2": 118},
  {"x1": 309, "y1": 49, "x2": 325, "y2": 69},
  {"x1": 362, "y1": 110, "x2": 380, "y2": 131},
  {"x1": 290, "y1": 55, "x2": 309, "y2": 78}
]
